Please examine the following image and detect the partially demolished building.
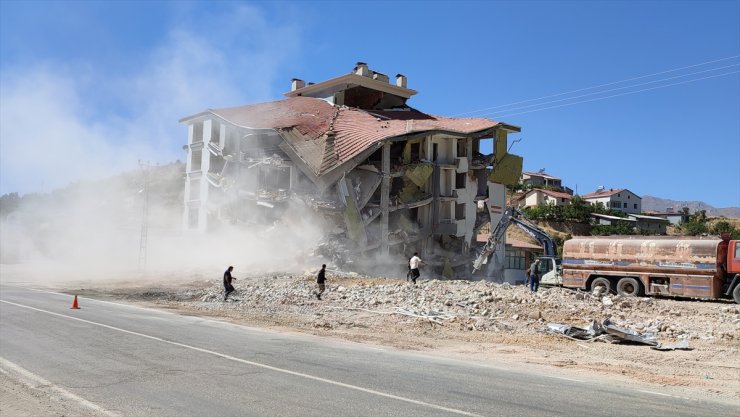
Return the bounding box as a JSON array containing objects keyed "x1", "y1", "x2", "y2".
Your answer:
[{"x1": 180, "y1": 63, "x2": 523, "y2": 278}]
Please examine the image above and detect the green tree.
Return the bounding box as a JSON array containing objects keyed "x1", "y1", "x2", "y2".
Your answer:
[{"x1": 711, "y1": 221, "x2": 740, "y2": 239}]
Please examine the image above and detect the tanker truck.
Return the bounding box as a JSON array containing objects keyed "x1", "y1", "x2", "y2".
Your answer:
[{"x1": 558, "y1": 235, "x2": 740, "y2": 304}]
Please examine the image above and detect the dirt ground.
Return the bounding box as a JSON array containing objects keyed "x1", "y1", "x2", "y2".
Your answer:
[
  {"x1": 50, "y1": 270, "x2": 740, "y2": 405},
  {"x1": 0, "y1": 367, "x2": 102, "y2": 417}
]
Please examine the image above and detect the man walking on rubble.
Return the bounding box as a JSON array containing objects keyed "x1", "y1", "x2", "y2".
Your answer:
[
  {"x1": 223, "y1": 266, "x2": 236, "y2": 301},
  {"x1": 315, "y1": 264, "x2": 327, "y2": 300},
  {"x1": 529, "y1": 260, "x2": 540, "y2": 293},
  {"x1": 409, "y1": 252, "x2": 423, "y2": 285}
]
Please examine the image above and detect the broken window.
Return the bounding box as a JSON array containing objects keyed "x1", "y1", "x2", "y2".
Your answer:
[
  {"x1": 390, "y1": 142, "x2": 405, "y2": 168},
  {"x1": 409, "y1": 207, "x2": 419, "y2": 223},
  {"x1": 210, "y1": 122, "x2": 220, "y2": 144},
  {"x1": 192, "y1": 123, "x2": 204, "y2": 143},
  {"x1": 455, "y1": 172, "x2": 466, "y2": 189},
  {"x1": 410, "y1": 143, "x2": 420, "y2": 163},
  {"x1": 441, "y1": 201, "x2": 453, "y2": 220},
  {"x1": 457, "y1": 139, "x2": 467, "y2": 157},
  {"x1": 455, "y1": 203, "x2": 465, "y2": 220},
  {"x1": 191, "y1": 149, "x2": 202, "y2": 171}
]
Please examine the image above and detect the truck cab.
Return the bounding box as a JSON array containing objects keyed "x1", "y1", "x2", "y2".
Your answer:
[{"x1": 537, "y1": 256, "x2": 562, "y2": 286}]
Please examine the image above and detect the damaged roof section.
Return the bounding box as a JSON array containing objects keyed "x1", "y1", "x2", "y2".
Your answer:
[{"x1": 182, "y1": 96, "x2": 519, "y2": 183}]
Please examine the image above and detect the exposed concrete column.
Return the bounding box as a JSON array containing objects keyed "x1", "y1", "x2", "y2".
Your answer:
[
  {"x1": 183, "y1": 124, "x2": 195, "y2": 231},
  {"x1": 486, "y1": 182, "x2": 507, "y2": 282},
  {"x1": 465, "y1": 137, "x2": 473, "y2": 167},
  {"x1": 198, "y1": 119, "x2": 213, "y2": 232},
  {"x1": 380, "y1": 141, "x2": 391, "y2": 256}
]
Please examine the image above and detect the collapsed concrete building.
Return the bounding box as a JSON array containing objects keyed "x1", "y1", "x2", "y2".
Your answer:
[{"x1": 180, "y1": 63, "x2": 523, "y2": 279}]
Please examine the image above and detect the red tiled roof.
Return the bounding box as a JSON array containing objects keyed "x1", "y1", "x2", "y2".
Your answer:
[
  {"x1": 200, "y1": 97, "x2": 502, "y2": 178},
  {"x1": 582, "y1": 188, "x2": 630, "y2": 199},
  {"x1": 528, "y1": 188, "x2": 572, "y2": 199}
]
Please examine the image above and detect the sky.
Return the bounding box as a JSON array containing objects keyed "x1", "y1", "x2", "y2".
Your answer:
[{"x1": 1, "y1": 0, "x2": 738, "y2": 208}]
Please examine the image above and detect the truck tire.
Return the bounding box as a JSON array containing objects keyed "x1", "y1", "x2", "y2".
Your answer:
[
  {"x1": 733, "y1": 284, "x2": 740, "y2": 304},
  {"x1": 590, "y1": 277, "x2": 612, "y2": 295},
  {"x1": 617, "y1": 277, "x2": 642, "y2": 297}
]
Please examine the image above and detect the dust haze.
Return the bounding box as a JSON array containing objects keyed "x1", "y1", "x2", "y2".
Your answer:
[
  {"x1": 0, "y1": 3, "x2": 311, "y2": 282},
  {"x1": 0, "y1": 162, "x2": 328, "y2": 282}
]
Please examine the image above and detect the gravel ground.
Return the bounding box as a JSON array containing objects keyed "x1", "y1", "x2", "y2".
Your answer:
[{"x1": 64, "y1": 270, "x2": 740, "y2": 403}]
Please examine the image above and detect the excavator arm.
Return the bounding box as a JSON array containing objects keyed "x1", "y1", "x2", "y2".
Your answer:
[{"x1": 472, "y1": 207, "x2": 557, "y2": 272}]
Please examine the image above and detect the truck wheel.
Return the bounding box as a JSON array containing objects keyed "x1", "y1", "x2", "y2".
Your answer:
[
  {"x1": 733, "y1": 284, "x2": 740, "y2": 304},
  {"x1": 590, "y1": 278, "x2": 612, "y2": 295},
  {"x1": 617, "y1": 277, "x2": 642, "y2": 297}
]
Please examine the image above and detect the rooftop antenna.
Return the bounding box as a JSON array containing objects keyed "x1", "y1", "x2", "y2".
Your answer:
[
  {"x1": 537, "y1": 168, "x2": 546, "y2": 174},
  {"x1": 507, "y1": 138, "x2": 522, "y2": 152}
]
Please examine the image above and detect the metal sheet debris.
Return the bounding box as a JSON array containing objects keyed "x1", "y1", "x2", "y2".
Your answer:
[{"x1": 547, "y1": 320, "x2": 663, "y2": 347}]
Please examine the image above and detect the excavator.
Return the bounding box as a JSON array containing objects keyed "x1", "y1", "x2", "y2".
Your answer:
[{"x1": 472, "y1": 207, "x2": 562, "y2": 285}]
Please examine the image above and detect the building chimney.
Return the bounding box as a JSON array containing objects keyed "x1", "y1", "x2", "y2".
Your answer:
[
  {"x1": 395, "y1": 74, "x2": 407, "y2": 88},
  {"x1": 291, "y1": 78, "x2": 305, "y2": 91},
  {"x1": 372, "y1": 72, "x2": 389, "y2": 83},
  {"x1": 355, "y1": 62, "x2": 370, "y2": 77}
]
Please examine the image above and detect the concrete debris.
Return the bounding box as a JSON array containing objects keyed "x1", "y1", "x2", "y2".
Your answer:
[
  {"x1": 312, "y1": 235, "x2": 355, "y2": 267},
  {"x1": 651, "y1": 339, "x2": 692, "y2": 351},
  {"x1": 394, "y1": 307, "x2": 456, "y2": 325},
  {"x1": 149, "y1": 275, "x2": 737, "y2": 345}
]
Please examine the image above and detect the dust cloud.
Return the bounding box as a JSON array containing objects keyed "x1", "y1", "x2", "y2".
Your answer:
[{"x1": 0, "y1": 162, "x2": 328, "y2": 284}]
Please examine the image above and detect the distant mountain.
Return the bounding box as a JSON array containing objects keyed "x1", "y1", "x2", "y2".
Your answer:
[{"x1": 642, "y1": 195, "x2": 740, "y2": 218}]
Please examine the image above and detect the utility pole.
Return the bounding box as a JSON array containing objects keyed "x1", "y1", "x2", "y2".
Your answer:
[{"x1": 138, "y1": 160, "x2": 151, "y2": 272}]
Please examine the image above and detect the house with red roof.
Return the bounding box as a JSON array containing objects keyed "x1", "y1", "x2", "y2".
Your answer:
[
  {"x1": 582, "y1": 187, "x2": 642, "y2": 214},
  {"x1": 516, "y1": 188, "x2": 572, "y2": 208},
  {"x1": 179, "y1": 63, "x2": 522, "y2": 277}
]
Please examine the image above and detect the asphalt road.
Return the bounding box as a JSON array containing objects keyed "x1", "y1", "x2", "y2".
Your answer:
[{"x1": 0, "y1": 285, "x2": 735, "y2": 417}]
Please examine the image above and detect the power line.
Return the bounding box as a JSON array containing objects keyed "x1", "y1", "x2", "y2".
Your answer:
[
  {"x1": 453, "y1": 55, "x2": 740, "y2": 116},
  {"x1": 472, "y1": 63, "x2": 739, "y2": 118},
  {"x1": 489, "y1": 70, "x2": 740, "y2": 119}
]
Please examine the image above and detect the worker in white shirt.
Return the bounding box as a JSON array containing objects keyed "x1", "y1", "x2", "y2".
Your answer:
[{"x1": 409, "y1": 252, "x2": 423, "y2": 284}]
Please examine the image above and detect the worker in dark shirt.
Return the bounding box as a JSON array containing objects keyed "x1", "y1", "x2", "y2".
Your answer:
[
  {"x1": 223, "y1": 266, "x2": 236, "y2": 301},
  {"x1": 315, "y1": 264, "x2": 326, "y2": 300}
]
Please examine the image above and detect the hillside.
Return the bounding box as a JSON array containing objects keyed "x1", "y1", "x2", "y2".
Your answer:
[{"x1": 642, "y1": 195, "x2": 740, "y2": 218}]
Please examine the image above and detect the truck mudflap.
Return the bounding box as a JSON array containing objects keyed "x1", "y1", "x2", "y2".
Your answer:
[{"x1": 724, "y1": 274, "x2": 740, "y2": 296}]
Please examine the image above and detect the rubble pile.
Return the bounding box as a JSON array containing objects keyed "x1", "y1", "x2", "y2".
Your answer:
[{"x1": 166, "y1": 275, "x2": 739, "y2": 343}]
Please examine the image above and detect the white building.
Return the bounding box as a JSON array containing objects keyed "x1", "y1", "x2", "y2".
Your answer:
[
  {"x1": 582, "y1": 188, "x2": 641, "y2": 214},
  {"x1": 517, "y1": 188, "x2": 572, "y2": 208}
]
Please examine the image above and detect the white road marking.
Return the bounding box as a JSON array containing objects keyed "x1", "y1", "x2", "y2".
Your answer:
[
  {"x1": 551, "y1": 376, "x2": 584, "y2": 383},
  {"x1": 0, "y1": 356, "x2": 120, "y2": 417},
  {"x1": 636, "y1": 389, "x2": 697, "y2": 401},
  {"x1": 1, "y1": 299, "x2": 487, "y2": 417},
  {"x1": 637, "y1": 389, "x2": 673, "y2": 397}
]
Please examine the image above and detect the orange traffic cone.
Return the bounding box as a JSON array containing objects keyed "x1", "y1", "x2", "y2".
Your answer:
[{"x1": 70, "y1": 295, "x2": 80, "y2": 309}]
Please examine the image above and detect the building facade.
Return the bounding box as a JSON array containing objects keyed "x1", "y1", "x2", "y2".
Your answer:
[
  {"x1": 517, "y1": 188, "x2": 572, "y2": 208},
  {"x1": 180, "y1": 63, "x2": 522, "y2": 278},
  {"x1": 582, "y1": 188, "x2": 642, "y2": 214},
  {"x1": 521, "y1": 171, "x2": 562, "y2": 189}
]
